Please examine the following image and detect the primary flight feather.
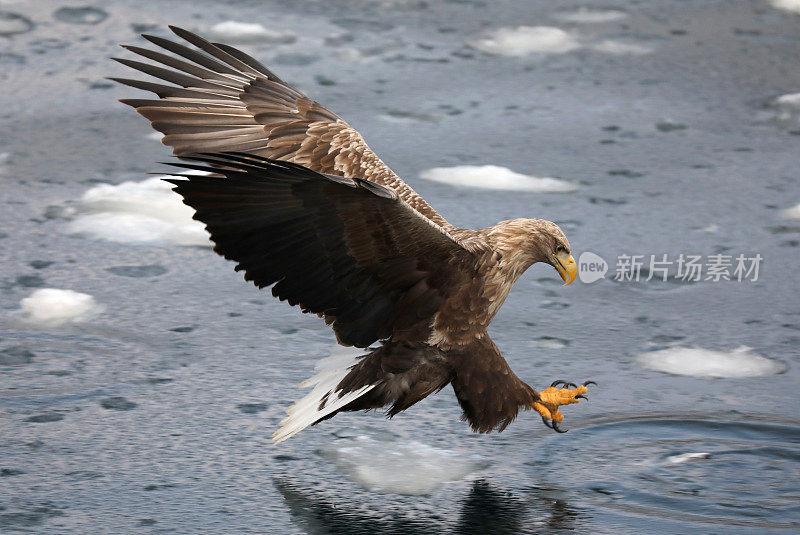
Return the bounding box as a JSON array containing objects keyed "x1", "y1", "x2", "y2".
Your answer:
[{"x1": 116, "y1": 26, "x2": 593, "y2": 443}]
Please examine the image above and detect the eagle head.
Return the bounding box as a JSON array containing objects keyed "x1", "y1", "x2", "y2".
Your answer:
[
  {"x1": 489, "y1": 218, "x2": 577, "y2": 285},
  {"x1": 530, "y1": 219, "x2": 577, "y2": 286}
]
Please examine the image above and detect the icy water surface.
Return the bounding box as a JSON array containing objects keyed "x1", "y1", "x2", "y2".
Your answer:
[{"x1": 1, "y1": 0, "x2": 799, "y2": 533}]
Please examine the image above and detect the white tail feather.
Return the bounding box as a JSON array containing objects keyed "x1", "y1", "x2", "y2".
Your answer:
[{"x1": 272, "y1": 346, "x2": 374, "y2": 444}]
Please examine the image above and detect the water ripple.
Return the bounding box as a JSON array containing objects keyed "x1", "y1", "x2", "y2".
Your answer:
[{"x1": 528, "y1": 417, "x2": 800, "y2": 530}]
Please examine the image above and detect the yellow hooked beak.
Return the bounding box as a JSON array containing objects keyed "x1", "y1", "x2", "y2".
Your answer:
[{"x1": 553, "y1": 251, "x2": 577, "y2": 286}]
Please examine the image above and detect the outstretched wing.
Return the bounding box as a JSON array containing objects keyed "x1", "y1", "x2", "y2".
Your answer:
[
  {"x1": 449, "y1": 336, "x2": 539, "y2": 433},
  {"x1": 164, "y1": 152, "x2": 476, "y2": 347},
  {"x1": 114, "y1": 26, "x2": 449, "y2": 228}
]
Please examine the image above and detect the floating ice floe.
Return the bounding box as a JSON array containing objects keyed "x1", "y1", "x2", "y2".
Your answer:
[
  {"x1": 781, "y1": 203, "x2": 800, "y2": 220},
  {"x1": 469, "y1": 25, "x2": 651, "y2": 57},
  {"x1": 636, "y1": 346, "x2": 785, "y2": 378},
  {"x1": 767, "y1": 92, "x2": 800, "y2": 128},
  {"x1": 469, "y1": 26, "x2": 581, "y2": 56},
  {"x1": 20, "y1": 288, "x2": 103, "y2": 326},
  {"x1": 205, "y1": 21, "x2": 297, "y2": 44},
  {"x1": 776, "y1": 93, "x2": 800, "y2": 106},
  {"x1": 67, "y1": 175, "x2": 210, "y2": 246},
  {"x1": 665, "y1": 452, "x2": 710, "y2": 465},
  {"x1": 529, "y1": 336, "x2": 569, "y2": 349},
  {"x1": 770, "y1": 0, "x2": 800, "y2": 14},
  {"x1": 420, "y1": 165, "x2": 577, "y2": 193},
  {"x1": 590, "y1": 39, "x2": 652, "y2": 55},
  {"x1": 378, "y1": 110, "x2": 440, "y2": 124},
  {"x1": 319, "y1": 434, "x2": 489, "y2": 495},
  {"x1": 552, "y1": 8, "x2": 628, "y2": 23}
]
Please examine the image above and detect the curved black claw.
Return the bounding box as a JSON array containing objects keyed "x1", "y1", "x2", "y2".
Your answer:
[
  {"x1": 576, "y1": 394, "x2": 588, "y2": 401},
  {"x1": 550, "y1": 380, "x2": 567, "y2": 388},
  {"x1": 541, "y1": 416, "x2": 554, "y2": 429},
  {"x1": 551, "y1": 420, "x2": 568, "y2": 433},
  {"x1": 582, "y1": 380, "x2": 597, "y2": 387},
  {"x1": 564, "y1": 382, "x2": 578, "y2": 389}
]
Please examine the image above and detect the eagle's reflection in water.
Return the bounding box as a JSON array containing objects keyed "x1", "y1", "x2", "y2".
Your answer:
[{"x1": 275, "y1": 478, "x2": 581, "y2": 534}]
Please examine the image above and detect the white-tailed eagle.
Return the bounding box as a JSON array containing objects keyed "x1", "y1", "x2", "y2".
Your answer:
[{"x1": 114, "y1": 26, "x2": 594, "y2": 443}]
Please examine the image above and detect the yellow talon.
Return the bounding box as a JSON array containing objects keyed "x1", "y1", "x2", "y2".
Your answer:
[
  {"x1": 539, "y1": 384, "x2": 587, "y2": 406},
  {"x1": 533, "y1": 384, "x2": 590, "y2": 428}
]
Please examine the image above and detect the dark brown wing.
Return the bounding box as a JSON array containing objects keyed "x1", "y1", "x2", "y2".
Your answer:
[
  {"x1": 448, "y1": 336, "x2": 539, "y2": 433},
  {"x1": 164, "y1": 152, "x2": 476, "y2": 347},
  {"x1": 113, "y1": 26, "x2": 449, "y2": 228}
]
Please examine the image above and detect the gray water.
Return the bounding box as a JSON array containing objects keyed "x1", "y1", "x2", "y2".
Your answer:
[{"x1": 1, "y1": 0, "x2": 799, "y2": 533}]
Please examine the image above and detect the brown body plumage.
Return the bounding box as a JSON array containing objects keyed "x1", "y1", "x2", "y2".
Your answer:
[{"x1": 116, "y1": 27, "x2": 590, "y2": 442}]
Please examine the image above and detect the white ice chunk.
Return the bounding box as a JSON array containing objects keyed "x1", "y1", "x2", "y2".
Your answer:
[
  {"x1": 591, "y1": 39, "x2": 652, "y2": 55},
  {"x1": 205, "y1": 21, "x2": 296, "y2": 44},
  {"x1": 699, "y1": 223, "x2": 719, "y2": 233},
  {"x1": 67, "y1": 176, "x2": 210, "y2": 246},
  {"x1": 636, "y1": 346, "x2": 785, "y2": 378},
  {"x1": 781, "y1": 203, "x2": 800, "y2": 220},
  {"x1": 420, "y1": 165, "x2": 577, "y2": 193},
  {"x1": 666, "y1": 452, "x2": 710, "y2": 465},
  {"x1": 775, "y1": 92, "x2": 800, "y2": 107},
  {"x1": 768, "y1": 92, "x2": 800, "y2": 127},
  {"x1": 20, "y1": 288, "x2": 102, "y2": 326},
  {"x1": 319, "y1": 434, "x2": 489, "y2": 495},
  {"x1": 469, "y1": 25, "x2": 652, "y2": 57},
  {"x1": 469, "y1": 26, "x2": 581, "y2": 56},
  {"x1": 770, "y1": 0, "x2": 800, "y2": 14},
  {"x1": 528, "y1": 337, "x2": 569, "y2": 349},
  {"x1": 553, "y1": 8, "x2": 628, "y2": 23}
]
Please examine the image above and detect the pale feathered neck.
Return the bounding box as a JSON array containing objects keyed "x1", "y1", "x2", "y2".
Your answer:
[{"x1": 486, "y1": 218, "x2": 558, "y2": 277}]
